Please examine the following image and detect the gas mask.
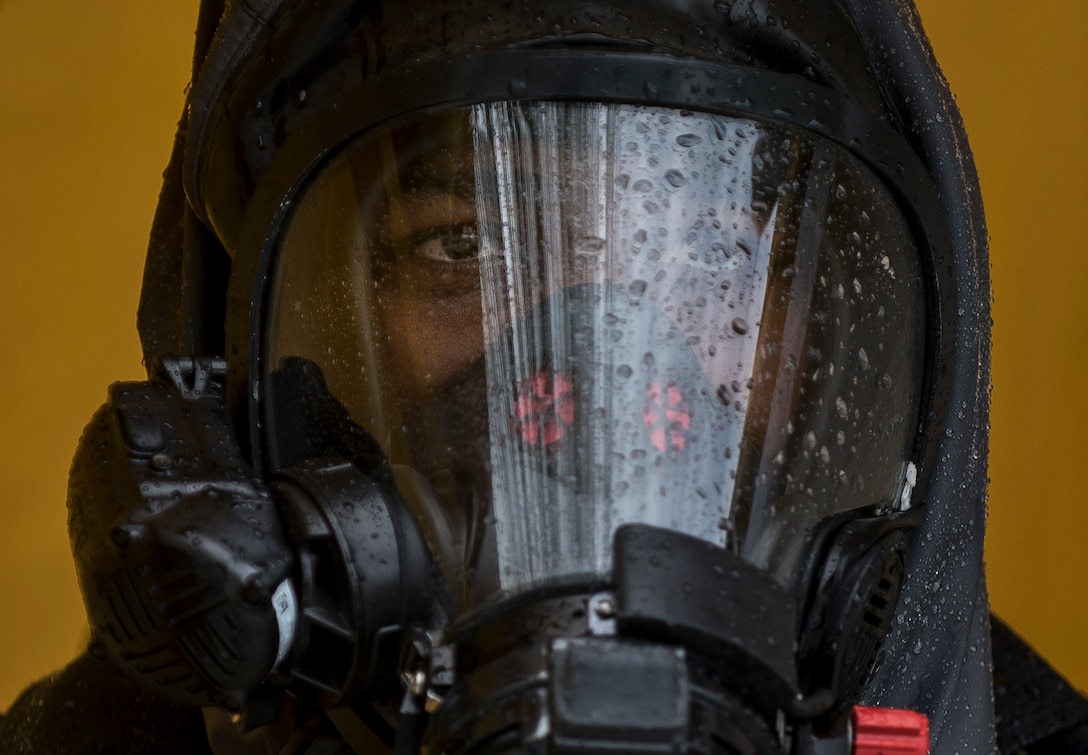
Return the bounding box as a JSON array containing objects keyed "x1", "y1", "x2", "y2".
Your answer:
[{"x1": 67, "y1": 8, "x2": 966, "y2": 754}]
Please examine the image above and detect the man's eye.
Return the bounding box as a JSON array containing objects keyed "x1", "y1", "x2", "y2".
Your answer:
[{"x1": 415, "y1": 225, "x2": 480, "y2": 263}]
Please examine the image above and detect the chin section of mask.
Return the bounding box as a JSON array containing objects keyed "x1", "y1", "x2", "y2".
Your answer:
[
  {"x1": 412, "y1": 523, "x2": 927, "y2": 755},
  {"x1": 265, "y1": 98, "x2": 927, "y2": 637},
  {"x1": 68, "y1": 354, "x2": 441, "y2": 736}
]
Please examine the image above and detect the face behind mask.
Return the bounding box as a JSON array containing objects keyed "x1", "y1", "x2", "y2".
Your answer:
[
  {"x1": 266, "y1": 101, "x2": 926, "y2": 614},
  {"x1": 254, "y1": 100, "x2": 932, "y2": 751}
]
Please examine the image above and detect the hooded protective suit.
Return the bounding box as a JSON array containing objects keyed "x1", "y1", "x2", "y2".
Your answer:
[
  {"x1": 1, "y1": 1, "x2": 1086, "y2": 754},
  {"x1": 148, "y1": 1, "x2": 999, "y2": 750}
]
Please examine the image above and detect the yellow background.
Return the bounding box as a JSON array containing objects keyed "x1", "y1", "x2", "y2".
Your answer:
[{"x1": 0, "y1": 1, "x2": 1085, "y2": 711}]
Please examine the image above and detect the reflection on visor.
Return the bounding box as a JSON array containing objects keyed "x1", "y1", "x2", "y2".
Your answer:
[{"x1": 265, "y1": 102, "x2": 925, "y2": 617}]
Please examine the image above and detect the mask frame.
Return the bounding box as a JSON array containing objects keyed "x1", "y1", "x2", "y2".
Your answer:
[
  {"x1": 220, "y1": 44, "x2": 956, "y2": 751},
  {"x1": 221, "y1": 48, "x2": 955, "y2": 495}
]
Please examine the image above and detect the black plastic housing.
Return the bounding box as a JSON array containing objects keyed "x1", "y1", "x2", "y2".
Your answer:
[
  {"x1": 68, "y1": 356, "x2": 294, "y2": 714},
  {"x1": 613, "y1": 525, "x2": 800, "y2": 710},
  {"x1": 272, "y1": 458, "x2": 438, "y2": 713},
  {"x1": 68, "y1": 354, "x2": 443, "y2": 735}
]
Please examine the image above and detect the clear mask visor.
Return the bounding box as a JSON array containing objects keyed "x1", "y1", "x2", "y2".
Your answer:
[{"x1": 265, "y1": 102, "x2": 926, "y2": 618}]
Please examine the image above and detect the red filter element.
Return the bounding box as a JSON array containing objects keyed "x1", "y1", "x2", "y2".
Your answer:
[
  {"x1": 852, "y1": 706, "x2": 930, "y2": 755},
  {"x1": 514, "y1": 370, "x2": 575, "y2": 447}
]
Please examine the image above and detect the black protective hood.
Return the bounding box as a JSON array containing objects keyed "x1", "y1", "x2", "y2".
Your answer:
[{"x1": 137, "y1": 1, "x2": 992, "y2": 751}]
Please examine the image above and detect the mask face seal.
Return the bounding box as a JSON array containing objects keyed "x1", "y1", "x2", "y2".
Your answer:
[
  {"x1": 259, "y1": 101, "x2": 929, "y2": 752},
  {"x1": 265, "y1": 101, "x2": 925, "y2": 611}
]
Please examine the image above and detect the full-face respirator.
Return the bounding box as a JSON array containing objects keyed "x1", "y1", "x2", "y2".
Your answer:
[{"x1": 68, "y1": 16, "x2": 958, "y2": 754}]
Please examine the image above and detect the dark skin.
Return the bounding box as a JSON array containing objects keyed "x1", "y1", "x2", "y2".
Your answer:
[{"x1": 374, "y1": 187, "x2": 487, "y2": 404}]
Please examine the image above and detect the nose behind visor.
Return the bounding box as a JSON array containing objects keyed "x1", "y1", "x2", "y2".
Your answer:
[
  {"x1": 396, "y1": 282, "x2": 739, "y2": 606},
  {"x1": 265, "y1": 101, "x2": 926, "y2": 618}
]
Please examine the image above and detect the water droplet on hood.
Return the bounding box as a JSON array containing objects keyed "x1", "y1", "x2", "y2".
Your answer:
[{"x1": 836, "y1": 397, "x2": 848, "y2": 418}]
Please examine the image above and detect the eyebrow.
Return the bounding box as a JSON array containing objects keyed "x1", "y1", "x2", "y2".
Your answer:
[{"x1": 379, "y1": 187, "x2": 477, "y2": 244}]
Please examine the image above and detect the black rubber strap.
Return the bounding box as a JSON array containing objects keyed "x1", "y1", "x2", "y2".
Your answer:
[{"x1": 992, "y1": 614, "x2": 1088, "y2": 754}]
